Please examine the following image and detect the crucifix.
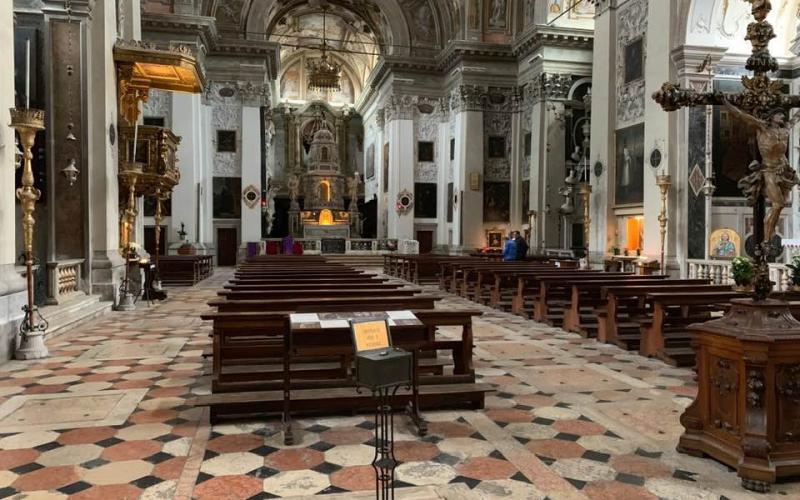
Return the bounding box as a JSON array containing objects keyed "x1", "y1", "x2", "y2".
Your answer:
[{"x1": 653, "y1": 0, "x2": 800, "y2": 300}]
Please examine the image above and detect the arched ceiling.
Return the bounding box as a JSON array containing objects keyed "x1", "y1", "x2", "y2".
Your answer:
[{"x1": 685, "y1": 0, "x2": 800, "y2": 58}]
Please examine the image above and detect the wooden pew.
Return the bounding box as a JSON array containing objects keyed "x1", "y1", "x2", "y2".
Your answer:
[
  {"x1": 563, "y1": 278, "x2": 712, "y2": 335},
  {"x1": 597, "y1": 284, "x2": 731, "y2": 348},
  {"x1": 159, "y1": 255, "x2": 214, "y2": 286},
  {"x1": 639, "y1": 291, "x2": 746, "y2": 366}
]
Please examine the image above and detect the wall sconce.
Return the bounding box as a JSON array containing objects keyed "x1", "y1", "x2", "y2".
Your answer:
[{"x1": 61, "y1": 158, "x2": 79, "y2": 186}]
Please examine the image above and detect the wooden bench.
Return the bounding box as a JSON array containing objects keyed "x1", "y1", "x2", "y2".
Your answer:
[
  {"x1": 639, "y1": 291, "x2": 747, "y2": 366},
  {"x1": 159, "y1": 255, "x2": 214, "y2": 286},
  {"x1": 563, "y1": 278, "x2": 712, "y2": 336}
]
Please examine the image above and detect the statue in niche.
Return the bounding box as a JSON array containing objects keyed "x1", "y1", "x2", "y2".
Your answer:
[
  {"x1": 489, "y1": 0, "x2": 507, "y2": 28},
  {"x1": 287, "y1": 174, "x2": 300, "y2": 210},
  {"x1": 724, "y1": 100, "x2": 800, "y2": 240},
  {"x1": 347, "y1": 173, "x2": 360, "y2": 211},
  {"x1": 319, "y1": 180, "x2": 331, "y2": 203},
  {"x1": 265, "y1": 183, "x2": 278, "y2": 235}
]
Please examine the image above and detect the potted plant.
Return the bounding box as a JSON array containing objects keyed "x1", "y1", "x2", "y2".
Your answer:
[
  {"x1": 611, "y1": 246, "x2": 620, "y2": 256},
  {"x1": 786, "y1": 255, "x2": 800, "y2": 291},
  {"x1": 731, "y1": 256, "x2": 754, "y2": 291}
]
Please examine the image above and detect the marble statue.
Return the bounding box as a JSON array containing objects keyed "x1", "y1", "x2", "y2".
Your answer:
[
  {"x1": 287, "y1": 174, "x2": 300, "y2": 206},
  {"x1": 489, "y1": 0, "x2": 507, "y2": 27},
  {"x1": 724, "y1": 100, "x2": 800, "y2": 240},
  {"x1": 347, "y1": 173, "x2": 360, "y2": 212}
]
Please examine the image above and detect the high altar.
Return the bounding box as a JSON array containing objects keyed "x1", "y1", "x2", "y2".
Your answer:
[{"x1": 289, "y1": 127, "x2": 361, "y2": 239}]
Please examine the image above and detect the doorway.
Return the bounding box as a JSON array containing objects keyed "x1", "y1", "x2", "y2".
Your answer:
[
  {"x1": 217, "y1": 227, "x2": 238, "y2": 266},
  {"x1": 144, "y1": 226, "x2": 167, "y2": 256},
  {"x1": 417, "y1": 231, "x2": 434, "y2": 254}
]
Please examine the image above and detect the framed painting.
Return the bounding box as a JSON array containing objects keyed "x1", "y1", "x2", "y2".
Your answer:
[
  {"x1": 418, "y1": 141, "x2": 434, "y2": 162},
  {"x1": 213, "y1": 177, "x2": 242, "y2": 219},
  {"x1": 488, "y1": 136, "x2": 506, "y2": 159},
  {"x1": 366, "y1": 143, "x2": 375, "y2": 179},
  {"x1": 624, "y1": 38, "x2": 644, "y2": 83},
  {"x1": 486, "y1": 229, "x2": 504, "y2": 249},
  {"x1": 414, "y1": 183, "x2": 437, "y2": 218},
  {"x1": 217, "y1": 130, "x2": 237, "y2": 153},
  {"x1": 709, "y1": 228, "x2": 740, "y2": 260},
  {"x1": 483, "y1": 182, "x2": 510, "y2": 223},
  {"x1": 614, "y1": 124, "x2": 645, "y2": 206}
]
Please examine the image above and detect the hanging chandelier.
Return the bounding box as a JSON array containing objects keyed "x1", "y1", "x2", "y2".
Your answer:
[{"x1": 306, "y1": 7, "x2": 341, "y2": 93}]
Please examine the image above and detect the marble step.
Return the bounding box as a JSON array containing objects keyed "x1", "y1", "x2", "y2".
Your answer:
[{"x1": 39, "y1": 293, "x2": 113, "y2": 339}]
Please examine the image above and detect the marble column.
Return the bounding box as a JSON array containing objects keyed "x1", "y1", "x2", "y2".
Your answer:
[
  {"x1": 0, "y1": 1, "x2": 27, "y2": 360},
  {"x1": 529, "y1": 84, "x2": 549, "y2": 250},
  {"x1": 87, "y1": 0, "x2": 125, "y2": 302},
  {"x1": 453, "y1": 107, "x2": 484, "y2": 248},
  {"x1": 509, "y1": 107, "x2": 523, "y2": 230},
  {"x1": 374, "y1": 110, "x2": 387, "y2": 238},
  {"x1": 198, "y1": 104, "x2": 214, "y2": 251},
  {"x1": 435, "y1": 109, "x2": 450, "y2": 247},
  {"x1": 385, "y1": 110, "x2": 414, "y2": 240},
  {"x1": 544, "y1": 100, "x2": 567, "y2": 247},
  {"x1": 589, "y1": 2, "x2": 617, "y2": 264},
  {"x1": 170, "y1": 92, "x2": 203, "y2": 251},
  {"x1": 240, "y1": 106, "x2": 262, "y2": 244},
  {"x1": 642, "y1": 0, "x2": 677, "y2": 268}
]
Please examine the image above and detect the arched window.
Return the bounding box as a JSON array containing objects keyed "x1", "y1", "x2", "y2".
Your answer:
[{"x1": 319, "y1": 180, "x2": 331, "y2": 202}]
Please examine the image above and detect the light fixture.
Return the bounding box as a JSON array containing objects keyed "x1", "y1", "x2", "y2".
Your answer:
[
  {"x1": 62, "y1": 158, "x2": 79, "y2": 186},
  {"x1": 700, "y1": 175, "x2": 716, "y2": 198},
  {"x1": 306, "y1": 7, "x2": 341, "y2": 93}
]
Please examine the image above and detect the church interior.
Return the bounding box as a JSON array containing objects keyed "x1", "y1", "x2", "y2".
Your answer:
[{"x1": 5, "y1": 0, "x2": 800, "y2": 498}]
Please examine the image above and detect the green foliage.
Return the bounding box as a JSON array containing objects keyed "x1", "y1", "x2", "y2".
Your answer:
[
  {"x1": 786, "y1": 255, "x2": 800, "y2": 286},
  {"x1": 731, "y1": 256, "x2": 754, "y2": 285}
]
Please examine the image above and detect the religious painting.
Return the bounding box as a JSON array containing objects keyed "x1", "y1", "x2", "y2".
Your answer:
[
  {"x1": 280, "y1": 62, "x2": 301, "y2": 100},
  {"x1": 488, "y1": 136, "x2": 506, "y2": 159},
  {"x1": 418, "y1": 141, "x2": 434, "y2": 162},
  {"x1": 366, "y1": 143, "x2": 375, "y2": 179},
  {"x1": 483, "y1": 182, "x2": 510, "y2": 222},
  {"x1": 713, "y1": 79, "x2": 758, "y2": 198},
  {"x1": 625, "y1": 38, "x2": 644, "y2": 83},
  {"x1": 614, "y1": 124, "x2": 645, "y2": 206},
  {"x1": 486, "y1": 229, "x2": 503, "y2": 249},
  {"x1": 213, "y1": 177, "x2": 241, "y2": 219},
  {"x1": 487, "y1": 0, "x2": 507, "y2": 29},
  {"x1": 382, "y1": 142, "x2": 389, "y2": 193},
  {"x1": 524, "y1": 132, "x2": 532, "y2": 157},
  {"x1": 414, "y1": 183, "x2": 437, "y2": 218},
  {"x1": 217, "y1": 130, "x2": 237, "y2": 153},
  {"x1": 447, "y1": 182, "x2": 454, "y2": 223},
  {"x1": 709, "y1": 228, "x2": 741, "y2": 260}
]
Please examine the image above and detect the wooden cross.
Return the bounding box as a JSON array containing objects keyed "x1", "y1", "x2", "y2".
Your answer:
[{"x1": 652, "y1": 0, "x2": 800, "y2": 300}]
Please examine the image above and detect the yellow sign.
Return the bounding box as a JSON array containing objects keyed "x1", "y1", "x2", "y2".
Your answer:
[{"x1": 352, "y1": 320, "x2": 391, "y2": 352}]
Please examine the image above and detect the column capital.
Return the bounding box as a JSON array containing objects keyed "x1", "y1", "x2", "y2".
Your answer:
[
  {"x1": 203, "y1": 80, "x2": 271, "y2": 107},
  {"x1": 449, "y1": 85, "x2": 524, "y2": 114}
]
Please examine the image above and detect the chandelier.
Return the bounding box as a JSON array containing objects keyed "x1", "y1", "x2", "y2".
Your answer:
[{"x1": 306, "y1": 8, "x2": 341, "y2": 93}]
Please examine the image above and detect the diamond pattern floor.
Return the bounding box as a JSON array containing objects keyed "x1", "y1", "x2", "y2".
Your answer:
[{"x1": 0, "y1": 268, "x2": 795, "y2": 499}]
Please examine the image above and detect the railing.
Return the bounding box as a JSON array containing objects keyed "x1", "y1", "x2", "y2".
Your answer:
[
  {"x1": 259, "y1": 238, "x2": 407, "y2": 255},
  {"x1": 46, "y1": 259, "x2": 84, "y2": 305},
  {"x1": 687, "y1": 259, "x2": 790, "y2": 292}
]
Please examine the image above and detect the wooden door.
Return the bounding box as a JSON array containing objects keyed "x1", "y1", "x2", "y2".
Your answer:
[
  {"x1": 417, "y1": 231, "x2": 434, "y2": 254},
  {"x1": 217, "y1": 228, "x2": 238, "y2": 266}
]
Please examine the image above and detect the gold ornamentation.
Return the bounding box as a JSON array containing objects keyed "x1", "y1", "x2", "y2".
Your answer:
[
  {"x1": 657, "y1": 175, "x2": 671, "y2": 272},
  {"x1": 578, "y1": 182, "x2": 592, "y2": 266}
]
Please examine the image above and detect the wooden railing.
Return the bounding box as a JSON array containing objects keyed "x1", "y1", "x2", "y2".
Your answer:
[{"x1": 46, "y1": 259, "x2": 84, "y2": 304}]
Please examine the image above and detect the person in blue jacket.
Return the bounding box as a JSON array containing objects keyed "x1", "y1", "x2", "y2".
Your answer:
[{"x1": 502, "y1": 233, "x2": 517, "y2": 261}]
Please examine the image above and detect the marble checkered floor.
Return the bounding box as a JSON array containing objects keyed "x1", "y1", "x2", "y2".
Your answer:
[{"x1": 0, "y1": 268, "x2": 797, "y2": 499}]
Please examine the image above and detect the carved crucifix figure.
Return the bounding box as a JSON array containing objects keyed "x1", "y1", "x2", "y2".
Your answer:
[
  {"x1": 723, "y1": 101, "x2": 800, "y2": 241},
  {"x1": 653, "y1": 0, "x2": 800, "y2": 300}
]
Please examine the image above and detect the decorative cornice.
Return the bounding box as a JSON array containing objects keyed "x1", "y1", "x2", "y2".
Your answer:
[
  {"x1": 449, "y1": 85, "x2": 523, "y2": 114},
  {"x1": 513, "y1": 26, "x2": 594, "y2": 61},
  {"x1": 203, "y1": 80, "x2": 271, "y2": 107}
]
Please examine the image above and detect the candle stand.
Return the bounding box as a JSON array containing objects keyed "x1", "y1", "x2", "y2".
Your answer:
[{"x1": 10, "y1": 108, "x2": 49, "y2": 359}]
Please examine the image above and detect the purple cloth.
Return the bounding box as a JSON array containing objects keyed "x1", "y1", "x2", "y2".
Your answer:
[
  {"x1": 282, "y1": 236, "x2": 294, "y2": 255},
  {"x1": 247, "y1": 242, "x2": 259, "y2": 258}
]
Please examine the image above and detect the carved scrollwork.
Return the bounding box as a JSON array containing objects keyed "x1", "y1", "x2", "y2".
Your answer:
[{"x1": 746, "y1": 368, "x2": 765, "y2": 407}]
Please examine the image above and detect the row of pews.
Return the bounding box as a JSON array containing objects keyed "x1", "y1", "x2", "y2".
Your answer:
[
  {"x1": 386, "y1": 254, "x2": 771, "y2": 368},
  {"x1": 158, "y1": 255, "x2": 214, "y2": 286},
  {"x1": 196, "y1": 255, "x2": 491, "y2": 444}
]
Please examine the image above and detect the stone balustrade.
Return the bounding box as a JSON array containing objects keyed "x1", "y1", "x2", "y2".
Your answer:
[
  {"x1": 46, "y1": 259, "x2": 84, "y2": 305},
  {"x1": 687, "y1": 259, "x2": 791, "y2": 292}
]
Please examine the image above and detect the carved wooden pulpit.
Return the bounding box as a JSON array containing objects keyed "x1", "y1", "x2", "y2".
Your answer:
[{"x1": 652, "y1": 1, "x2": 800, "y2": 491}]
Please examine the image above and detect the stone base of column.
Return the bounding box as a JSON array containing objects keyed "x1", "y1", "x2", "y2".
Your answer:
[
  {"x1": 91, "y1": 251, "x2": 126, "y2": 304},
  {"x1": 0, "y1": 264, "x2": 27, "y2": 363}
]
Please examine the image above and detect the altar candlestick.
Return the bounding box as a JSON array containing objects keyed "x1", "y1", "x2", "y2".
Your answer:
[
  {"x1": 132, "y1": 102, "x2": 139, "y2": 161},
  {"x1": 25, "y1": 39, "x2": 30, "y2": 108}
]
